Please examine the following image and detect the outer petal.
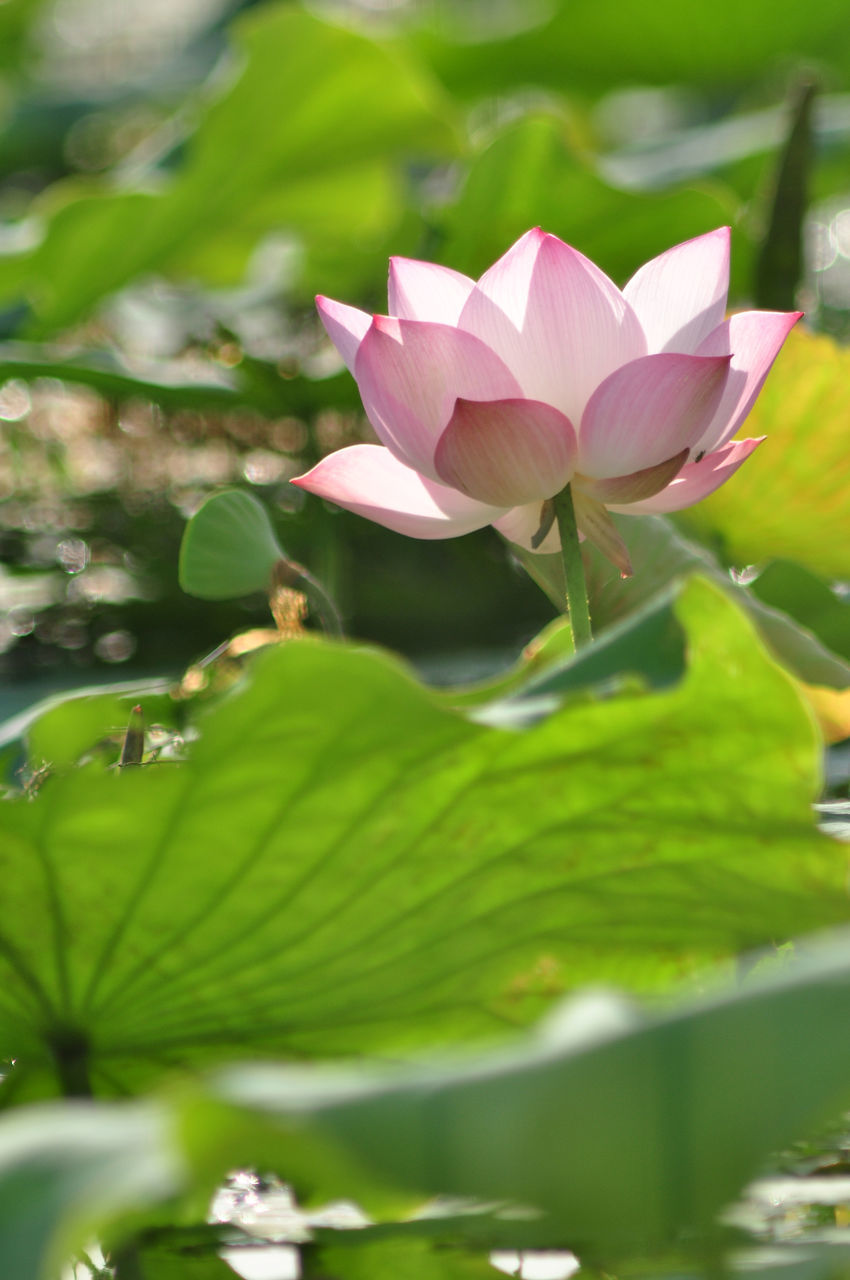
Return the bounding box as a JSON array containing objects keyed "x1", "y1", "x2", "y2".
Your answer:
[
  {"x1": 623, "y1": 227, "x2": 730, "y2": 354},
  {"x1": 493, "y1": 501, "x2": 564, "y2": 554},
  {"x1": 434, "y1": 397, "x2": 577, "y2": 507},
  {"x1": 388, "y1": 258, "x2": 475, "y2": 323},
  {"x1": 457, "y1": 229, "x2": 647, "y2": 426},
  {"x1": 316, "y1": 295, "x2": 372, "y2": 374},
  {"x1": 692, "y1": 310, "x2": 802, "y2": 453},
  {"x1": 577, "y1": 352, "x2": 731, "y2": 479},
  {"x1": 291, "y1": 444, "x2": 507, "y2": 538},
  {"x1": 576, "y1": 447, "x2": 688, "y2": 504},
  {"x1": 572, "y1": 489, "x2": 633, "y2": 577},
  {"x1": 353, "y1": 316, "x2": 523, "y2": 481},
  {"x1": 608, "y1": 437, "x2": 764, "y2": 515}
]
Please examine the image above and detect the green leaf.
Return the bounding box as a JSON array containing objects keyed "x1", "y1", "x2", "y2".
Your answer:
[
  {"x1": 679, "y1": 328, "x2": 850, "y2": 581},
  {"x1": 751, "y1": 560, "x2": 850, "y2": 663},
  {"x1": 412, "y1": 0, "x2": 850, "y2": 94},
  {"x1": 204, "y1": 934, "x2": 850, "y2": 1257},
  {"x1": 2, "y1": 7, "x2": 456, "y2": 336},
  {"x1": 0, "y1": 1099, "x2": 178, "y2": 1280},
  {"x1": 754, "y1": 80, "x2": 815, "y2": 311},
  {"x1": 178, "y1": 490, "x2": 284, "y2": 602},
  {"x1": 305, "y1": 1235, "x2": 496, "y2": 1280},
  {"x1": 0, "y1": 578, "x2": 845, "y2": 1097},
  {"x1": 515, "y1": 514, "x2": 850, "y2": 691},
  {"x1": 438, "y1": 112, "x2": 739, "y2": 290},
  {"x1": 137, "y1": 1244, "x2": 237, "y2": 1280},
  {"x1": 0, "y1": 342, "x2": 359, "y2": 418}
]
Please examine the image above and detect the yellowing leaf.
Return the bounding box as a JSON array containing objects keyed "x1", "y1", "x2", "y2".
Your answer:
[
  {"x1": 798, "y1": 681, "x2": 850, "y2": 744},
  {"x1": 681, "y1": 327, "x2": 850, "y2": 579}
]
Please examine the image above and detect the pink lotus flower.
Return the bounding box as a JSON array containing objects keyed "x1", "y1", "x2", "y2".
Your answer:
[{"x1": 292, "y1": 228, "x2": 800, "y2": 574}]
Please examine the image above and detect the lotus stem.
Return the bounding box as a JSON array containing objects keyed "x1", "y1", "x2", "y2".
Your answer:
[{"x1": 553, "y1": 484, "x2": 593, "y2": 651}]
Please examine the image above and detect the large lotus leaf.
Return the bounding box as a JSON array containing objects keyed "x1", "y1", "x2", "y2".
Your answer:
[
  {"x1": 196, "y1": 934, "x2": 850, "y2": 1259},
  {"x1": 1, "y1": 7, "x2": 455, "y2": 336},
  {"x1": 0, "y1": 1099, "x2": 178, "y2": 1280},
  {"x1": 438, "y1": 112, "x2": 740, "y2": 292},
  {"x1": 0, "y1": 578, "x2": 846, "y2": 1099},
  {"x1": 680, "y1": 328, "x2": 850, "y2": 581}
]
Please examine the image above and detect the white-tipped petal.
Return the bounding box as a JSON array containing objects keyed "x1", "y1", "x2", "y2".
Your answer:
[
  {"x1": 434, "y1": 397, "x2": 577, "y2": 507},
  {"x1": 623, "y1": 227, "x2": 731, "y2": 354},
  {"x1": 354, "y1": 316, "x2": 522, "y2": 480},
  {"x1": 578, "y1": 352, "x2": 730, "y2": 480},
  {"x1": 458, "y1": 229, "x2": 646, "y2": 425},
  {"x1": 315, "y1": 295, "x2": 372, "y2": 374},
  {"x1": 291, "y1": 444, "x2": 506, "y2": 538},
  {"x1": 388, "y1": 258, "x2": 475, "y2": 323},
  {"x1": 608, "y1": 437, "x2": 764, "y2": 515},
  {"x1": 693, "y1": 310, "x2": 802, "y2": 453}
]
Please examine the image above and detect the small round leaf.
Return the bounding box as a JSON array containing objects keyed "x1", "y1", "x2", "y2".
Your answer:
[{"x1": 179, "y1": 490, "x2": 284, "y2": 601}]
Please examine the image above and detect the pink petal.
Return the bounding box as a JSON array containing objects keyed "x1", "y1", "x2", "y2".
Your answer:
[
  {"x1": 457, "y1": 229, "x2": 646, "y2": 426},
  {"x1": 388, "y1": 258, "x2": 475, "y2": 323},
  {"x1": 433, "y1": 397, "x2": 577, "y2": 507},
  {"x1": 353, "y1": 316, "x2": 523, "y2": 481},
  {"x1": 608, "y1": 437, "x2": 764, "y2": 515},
  {"x1": 316, "y1": 295, "x2": 372, "y2": 374},
  {"x1": 493, "y1": 501, "x2": 564, "y2": 554},
  {"x1": 291, "y1": 444, "x2": 506, "y2": 538},
  {"x1": 578, "y1": 352, "x2": 731, "y2": 480},
  {"x1": 576, "y1": 447, "x2": 688, "y2": 504},
  {"x1": 623, "y1": 228, "x2": 730, "y2": 354},
  {"x1": 572, "y1": 489, "x2": 633, "y2": 576},
  {"x1": 692, "y1": 310, "x2": 802, "y2": 453}
]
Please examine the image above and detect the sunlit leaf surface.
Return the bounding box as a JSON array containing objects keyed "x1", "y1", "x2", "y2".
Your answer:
[{"x1": 0, "y1": 579, "x2": 844, "y2": 1097}]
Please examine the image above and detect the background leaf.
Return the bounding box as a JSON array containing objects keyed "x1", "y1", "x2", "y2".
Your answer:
[
  {"x1": 0, "y1": 1100, "x2": 178, "y2": 1280},
  {"x1": 438, "y1": 112, "x2": 739, "y2": 289},
  {"x1": 203, "y1": 934, "x2": 850, "y2": 1259},
  {"x1": 679, "y1": 328, "x2": 850, "y2": 580},
  {"x1": 0, "y1": 6, "x2": 456, "y2": 335},
  {"x1": 178, "y1": 490, "x2": 284, "y2": 602}
]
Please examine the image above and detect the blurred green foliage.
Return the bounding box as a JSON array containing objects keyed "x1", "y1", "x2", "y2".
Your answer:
[{"x1": 0, "y1": 3, "x2": 849, "y2": 1277}]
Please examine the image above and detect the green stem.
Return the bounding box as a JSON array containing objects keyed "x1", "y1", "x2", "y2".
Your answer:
[{"x1": 553, "y1": 484, "x2": 593, "y2": 651}]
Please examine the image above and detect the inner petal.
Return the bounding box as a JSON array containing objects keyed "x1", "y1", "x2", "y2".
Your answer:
[
  {"x1": 458, "y1": 230, "x2": 647, "y2": 426},
  {"x1": 575, "y1": 448, "x2": 689, "y2": 505},
  {"x1": 434, "y1": 397, "x2": 577, "y2": 507}
]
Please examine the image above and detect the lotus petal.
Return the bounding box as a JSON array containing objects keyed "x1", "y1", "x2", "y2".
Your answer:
[
  {"x1": 578, "y1": 352, "x2": 731, "y2": 479},
  {"x1": 577, "y1": 448, "x2": 689, "y2": 504},
  {"x1": 572, "y1": 489, "x2": 634, "y2": 576},
  {"x1": 623, "y1": 227, "x2": 730, "y2": 354},
  {"x1": 434, "y1": 397, "x2": 577, "y2": 507},
  {"x1": 388, "y1": 258, "x2": 475, "y2": 323},
  {"x1": 458, "y1": 229, "x2": 646, "y2": 425},
  {"x1": 291, "y1": 444, "x2": 507, "y2": 538},
  {"x1": 316, "y1": 295, "x2": 372, "y2": 374},
  {"x1": 693, "y1": 310, "x2": 803, "y2": 453},
  {"x1": 493, "y1": 502, "x2": 565, "y2": 554},
  {"x1": 609, "y1": 438, "x2": 764, "y2": 515},
  {"x1": 353, "y1": 317, "x2": 523, "y2": 480}
]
